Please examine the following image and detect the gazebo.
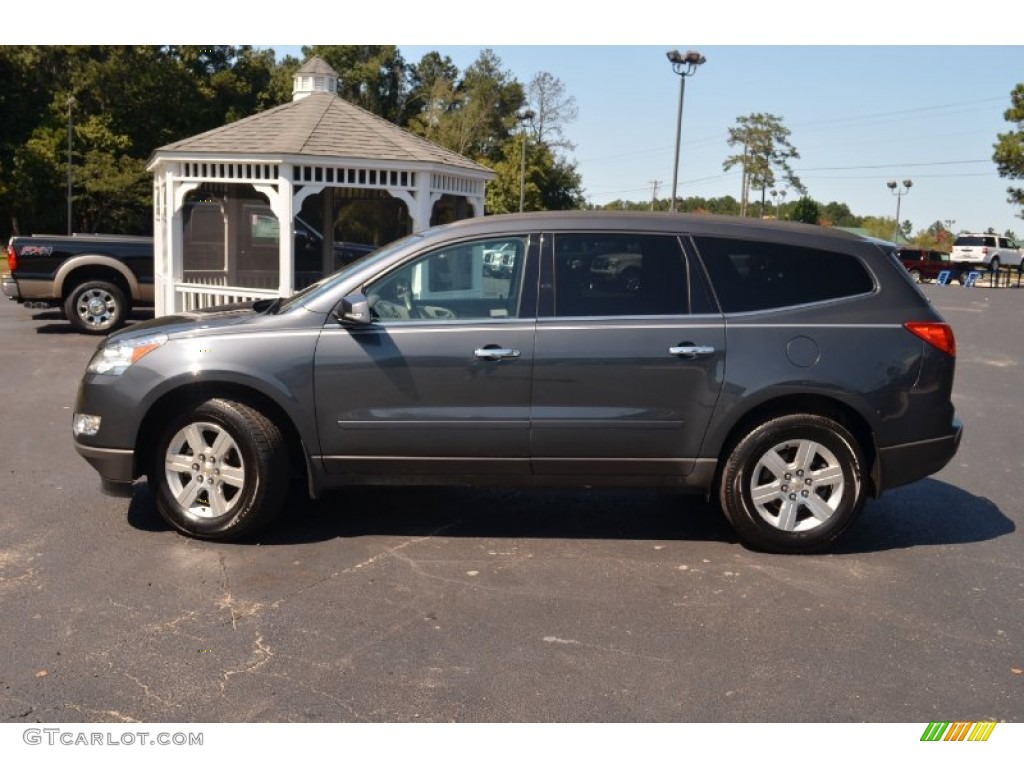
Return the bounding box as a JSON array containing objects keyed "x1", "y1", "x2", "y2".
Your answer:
[{"x1": 148, "y1": 57, "x2": 494, "y2": 315}]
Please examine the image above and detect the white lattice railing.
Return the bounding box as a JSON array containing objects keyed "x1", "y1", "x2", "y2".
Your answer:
[
  {"x1": 174, "y1": 270, "x2": 323, "y2": 311},
  {"x1": 175, "y1": 283, "x2": 278, "y2": 311}
]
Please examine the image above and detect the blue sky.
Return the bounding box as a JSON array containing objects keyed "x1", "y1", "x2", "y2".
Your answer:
[
  {"x1": 13, "y1": 2, "x2": 1023, "y2": 236},
  {"x1": 272, "y1": 43, "x2": 1023, "y2": 237}
]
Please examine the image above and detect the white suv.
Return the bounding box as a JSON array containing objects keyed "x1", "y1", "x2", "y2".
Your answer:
[{"x1": 951, "y1": 233, "x2": 1023, "y2": 271}]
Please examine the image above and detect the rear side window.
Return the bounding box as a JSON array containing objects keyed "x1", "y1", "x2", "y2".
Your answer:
[
  {"x1": 552, "y1": 233, "x2": 689, "y2": 317},
  {"x1": 693, "y1": 236, "x2": 874, "y2": 313}
]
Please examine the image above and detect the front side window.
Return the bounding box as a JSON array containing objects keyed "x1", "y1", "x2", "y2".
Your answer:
[
  {"x1": 694, "y1": 236, "x2": 875, "y2": 313},
  {"x1": 366, "y1": 236, "x2": 528, "y2": 322},
  {"x1": 552, "y1": 233, "x2": 689, "y2": 317}
]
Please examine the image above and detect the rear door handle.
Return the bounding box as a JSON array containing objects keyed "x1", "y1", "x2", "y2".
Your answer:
[
  {"x1": 474, "y1": 346, "x2": 521, "y2": 361},
  {"x1": 669, "y1": 344, "x2": 716, "y2": 358}
]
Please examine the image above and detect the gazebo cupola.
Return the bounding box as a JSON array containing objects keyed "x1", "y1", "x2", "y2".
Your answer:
[
  {"x1": 147, "y1": 57, "x2": 495, "y2": 316},
  {"x1": 292, "y1": 57, "x2": 339, "y2": 101}
]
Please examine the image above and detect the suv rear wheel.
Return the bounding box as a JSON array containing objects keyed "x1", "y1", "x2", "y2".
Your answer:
[
  {"x1": 151, "y1": 398, "x2": 288, "y2": 541},
  {"x1": 719, "y1": 414, "x2": 866, "y2": 554}
]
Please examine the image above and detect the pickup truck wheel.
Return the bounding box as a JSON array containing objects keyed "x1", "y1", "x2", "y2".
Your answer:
[
  {"x1": 990, "y1": 257, "x2": 1000, "y2": 273},
  {"x1": 908, "y1": 269, "x2": 922, "y2": 283},
  {"x1": 65, "y1": 280, "x2": 128, "y2": 334},
  {"x1": 719, "y1": 414, "x2": 866, "y2": 554},
  {"x1": 152, "y1": 399, "x2": 288, "y2": 541}
]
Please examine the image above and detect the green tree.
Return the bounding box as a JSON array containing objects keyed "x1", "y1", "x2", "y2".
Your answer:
[
  {"x1": 723, "y1": 113, "x2": 805, "y2": 217},
  {"x1": 305, "y1": 45, "x2": 408, "y2": 123},
  {"x1": 790, "y1": 196, "x2": 821, "y2": 225},
  {"x1": 821, "y1": 201, "x2": 859, "y2": 228},
  {"x1": 0, "y1": 46, "x2": 288, "y2": 239},
  {"x1": 859, "y1": 216, "x2": 904, "y2": 241},
  {"x1": 912, "y1": 220, "x2": 955, "y2": 250},
  {"x1": 485, "y1": 134, "x2": 584, "y2": 214},
  {"x1": 993, "y1": 83, "x2": 1024, "y2": 218}
]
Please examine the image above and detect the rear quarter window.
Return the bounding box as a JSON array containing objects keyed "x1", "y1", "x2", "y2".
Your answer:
[{"x1": 693, "y1": 236, "x2": 875, "y2": 313}]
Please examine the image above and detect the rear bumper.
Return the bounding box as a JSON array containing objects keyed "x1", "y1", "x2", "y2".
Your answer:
[
  {"x1": 2, "y1": 275, "x2": 20, "y2": 300},
  {"x1": 877, "y1": 417, "x2": 963, "y2": 491}
]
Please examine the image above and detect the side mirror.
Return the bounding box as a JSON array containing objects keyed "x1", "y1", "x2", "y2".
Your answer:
[{"x1": 336, "y1": 293, "x2": 371, "y2": 325}]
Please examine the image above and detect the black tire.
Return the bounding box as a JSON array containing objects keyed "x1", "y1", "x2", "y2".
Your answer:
[
  {"x1": 908, "y1": 269, "x2": 922, "y2": 283},
  {"x1": 719, "y1": 414, "x2": 866, "y2": 554},
  {"x1": 990, "y1": 257, "x2": 1000, "y2": 273},
  {"x1": 64, "y1": 280, "x2": 128, "y2": 334},
  {"x1": 151, "y1": 398, "x2": 288, "y2": 541}
]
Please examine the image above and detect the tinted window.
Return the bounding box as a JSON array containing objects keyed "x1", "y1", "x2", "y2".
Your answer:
[
  {"x1": 366, "y1": 236, "x2": 528, "y2": 322},
  {"x1": 552, "y1": 233, "x2": 689, "y2": 317},
  {"x1": 694, "y1": 236, "x2": 874, "y2": 313},
  {"x1": 955, "y1": 235, "x2": 995, "y2": 247}
]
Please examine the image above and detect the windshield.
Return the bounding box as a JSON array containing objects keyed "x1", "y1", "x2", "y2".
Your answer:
[{"x1": 277, "y1": 233, "x2": 422, "y2": 312}]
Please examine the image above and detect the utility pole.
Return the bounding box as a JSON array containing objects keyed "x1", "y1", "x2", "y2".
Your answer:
[
  {"x1": 66, "y1": 95, "x2": 76, "y2": 235},
  {"x1": 649, "y1": 180, "x2": 662, "y2": 211},
  {"x1": 739, "y1": 142, "x2": 748, "y2": 217}
]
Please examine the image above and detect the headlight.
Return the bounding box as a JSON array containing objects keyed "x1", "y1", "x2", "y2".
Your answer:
[{"x1": 87, "y1": 333, "x2": 168, "y2": 376}]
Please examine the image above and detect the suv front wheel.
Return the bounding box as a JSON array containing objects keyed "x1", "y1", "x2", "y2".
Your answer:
[
  {"x1": 151, "y1": 398, "x2": 288, "y2": 540},
  {"x1": 719, "y1": 414, "x2": 866, "y2": 554}
]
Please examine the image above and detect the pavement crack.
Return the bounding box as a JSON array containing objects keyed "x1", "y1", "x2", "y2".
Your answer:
[
  {"x1": 542, "y1": 635, "x2": 672, "y2": 663},
  {"x1": 219, "y1": 634, "x2": 274, "y2": 693},
  {"x1": 123, "y1": 671, "x2": 174, "y2": 708}
]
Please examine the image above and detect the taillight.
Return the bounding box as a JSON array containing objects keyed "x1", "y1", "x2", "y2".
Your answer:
[
  {"x1": 980, "y1": 246, "x2": 989, "y2": 256},
  {"x1": 6, "y1": 243, "x2": 15, "y2": 272},
  {"x1": 905, "y1": 322, "x2": 955, "y2": 357}
]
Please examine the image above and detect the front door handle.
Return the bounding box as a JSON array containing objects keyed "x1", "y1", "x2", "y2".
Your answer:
[
  {"x1": 669, "y1": 344, "x2": 716, "y2": 358},
  {"x1": 474, "y1": 346, "x2": 521, "y2": 361}
]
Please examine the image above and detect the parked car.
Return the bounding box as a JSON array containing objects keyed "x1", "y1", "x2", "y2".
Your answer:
[
  {"x1": 895, "y1": 247, "x2": 958, "y2": 283},
  {"x1": 72, "y1": 212, "x2": 962, "y2": 554},
  {"x1": 950, "y1": 233, "x2": 1023, "y2": 272},
  {"x1": 4, "y1": 233, "x2": 153, "y2": 334},
  {"x1": 482, "y1": 241, "x2": 518, "y2": 278}
]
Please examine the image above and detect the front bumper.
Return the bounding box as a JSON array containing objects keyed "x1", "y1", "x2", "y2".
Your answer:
[
  {"x1": 877, "y1": 417, "x2": 963, "y2": 491},
  {"x1": 74, "y1": 441, "x2": 136, "y2": 497}
]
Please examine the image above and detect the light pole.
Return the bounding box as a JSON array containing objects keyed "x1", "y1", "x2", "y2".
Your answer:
[
  {"x1": 666, "y1": 49, "x2": 705, "y2": 213},
  {"x1": 66, "y1": 95, "x2": 76, "y2": 235},
  {"x1": 887, "y1": 179, "x2": 912, "y2": 241},
  {"x1": 517, "y1": 109, "x2": 535, "y2": 213}
]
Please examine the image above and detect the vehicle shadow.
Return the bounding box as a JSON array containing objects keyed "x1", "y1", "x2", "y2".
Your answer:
[
  {"x1": 32, "y1": 308, "x2": 154, "y2": 334},
  {"x1": 126, "y1": 482, "x2": 738, "y2": 545},
  {"x1": 833, "y1": 478, "x2": 1015, "y2": 553},
  {"x1": 126, "y1": 477, "x2": 1014, "y2": 554}
]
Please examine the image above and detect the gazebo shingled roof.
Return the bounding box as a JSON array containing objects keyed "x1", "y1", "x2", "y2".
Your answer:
[{"x1": 154, "y1": 91, "x2": 489, "y2": 173}]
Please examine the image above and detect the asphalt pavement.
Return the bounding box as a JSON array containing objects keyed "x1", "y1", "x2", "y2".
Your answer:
[{"x1": 0, "y1": 285, "x2": 1020, "y2": 723}]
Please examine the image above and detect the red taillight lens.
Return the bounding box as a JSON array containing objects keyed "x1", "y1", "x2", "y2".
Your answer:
[
  {"x1": 905, "y1": 322, "x2": 956, "y2": 357},
  {"x1": 6, "y1": 243, "x2": 15, "y2": 272},
  {"x1": 980, "y1": 246, "x2": 989, "y2": 256}
]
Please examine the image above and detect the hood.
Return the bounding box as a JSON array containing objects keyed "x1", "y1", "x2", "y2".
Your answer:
[{"x1": 103, "y1": 302, "x2": 268, "y2": 344}]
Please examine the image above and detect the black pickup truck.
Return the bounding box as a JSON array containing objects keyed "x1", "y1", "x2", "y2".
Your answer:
[{"x1": 3, "y1": 234, "x2": 153, "y2": 333}]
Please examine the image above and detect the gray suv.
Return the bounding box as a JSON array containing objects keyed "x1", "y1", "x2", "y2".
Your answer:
[{"x1": 73, "y1": 213, "x2": 962, "y2": 553}]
